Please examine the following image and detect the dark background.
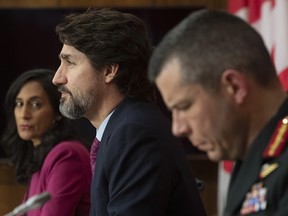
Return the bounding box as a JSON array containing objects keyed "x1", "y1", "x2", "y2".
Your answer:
[{"x1": 0, "y1": 7, "x2": 204, "y2": 157}]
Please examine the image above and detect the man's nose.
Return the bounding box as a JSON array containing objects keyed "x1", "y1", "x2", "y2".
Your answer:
[
  {"x1": 171, "y1": 111, "x2": 189, "y2": 138},
  {"x1": 52, "y1": 66, "x2": 67, "y2": 85}
]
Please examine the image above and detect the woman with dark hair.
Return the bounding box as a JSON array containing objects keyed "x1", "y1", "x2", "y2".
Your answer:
[{"x1": 1, "y1": 68, "x2": 91, "y2": 216}]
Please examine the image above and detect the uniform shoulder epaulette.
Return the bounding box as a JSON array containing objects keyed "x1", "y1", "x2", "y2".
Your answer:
[{"x1": 263, "y1": 116, "x2": 288, "y2": 158}]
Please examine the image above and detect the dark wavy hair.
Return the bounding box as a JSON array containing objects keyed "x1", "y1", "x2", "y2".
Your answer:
[
  {"x1": 1, "y1": 69, "x2": 89, "y2": 184},
  {"x1": 56, "y1": 7, "x2": 155, "y2": 102}
]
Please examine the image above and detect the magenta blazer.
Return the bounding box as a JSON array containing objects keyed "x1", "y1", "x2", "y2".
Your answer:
[{"x1": 25, "y1": 140, "x2": 91, "y2": 216}]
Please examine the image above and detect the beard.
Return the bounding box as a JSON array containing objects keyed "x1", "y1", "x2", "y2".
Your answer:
[
  {"x1": 58, "y1": 86, "x2": 94, "y2": 120},
  {"x1": 59, "y1": 97, "x2": 85, "y2": 119}
]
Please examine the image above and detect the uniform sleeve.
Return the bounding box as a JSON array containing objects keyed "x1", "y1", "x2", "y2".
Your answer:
[
  {"x1": 271, "y1": 161, "x2": 288, "y2": 216},
  {"x1": 274, "y1": 190, "x2": 288, "y2": 216}
]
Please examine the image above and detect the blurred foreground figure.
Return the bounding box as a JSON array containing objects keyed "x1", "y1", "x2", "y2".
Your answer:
[{"x1": 148, "y1": 9, "x2": 288, "y2": 216}]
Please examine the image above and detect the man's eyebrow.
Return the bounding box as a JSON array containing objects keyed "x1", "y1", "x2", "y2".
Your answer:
[{"x1": 59, "y1": 53, "x2": 70, "y2": 60}]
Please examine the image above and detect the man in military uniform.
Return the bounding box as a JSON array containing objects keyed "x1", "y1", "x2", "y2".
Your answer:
[{"x1": 148, "y1": 9, "x2": 288, "y2": 216}]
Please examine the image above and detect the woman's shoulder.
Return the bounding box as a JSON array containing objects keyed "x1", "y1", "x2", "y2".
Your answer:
[
  {"x1": 48, "y1": 140, "x2": 90, "y2": 159},
  {"x1": 40, "y1": 140, "x2": 92, "y2": 184}
]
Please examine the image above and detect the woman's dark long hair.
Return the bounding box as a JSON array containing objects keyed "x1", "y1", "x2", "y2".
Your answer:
[{"x1": 1, "y1": 69, "x2": 89, "y2": 184}]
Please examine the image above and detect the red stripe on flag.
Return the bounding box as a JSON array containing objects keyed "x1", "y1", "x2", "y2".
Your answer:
[
  {"x1": 248, "y1": 0, "x2": 276, "y2": 23},
  {"x1": 248, "y1": 0, "x2": 263, "y2": 23},
  {"x1": 278, "y1": 68, "x2": 288, "y2": 92}
]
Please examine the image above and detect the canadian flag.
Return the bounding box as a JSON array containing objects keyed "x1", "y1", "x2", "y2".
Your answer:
[
  {"x1": 218, "y1": 1, "x2": 288, "y2": 216},
  {"x1": 228, "y1": 0, "x2": 288, "y2": 90}
]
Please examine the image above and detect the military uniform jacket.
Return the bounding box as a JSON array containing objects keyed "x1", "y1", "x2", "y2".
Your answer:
[{"x1": 225, "y1": 98, "x2": 288, "y2": 216}]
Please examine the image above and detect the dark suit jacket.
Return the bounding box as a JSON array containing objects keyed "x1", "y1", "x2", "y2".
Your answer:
[
  {"x1": 90, "y1": 98, "x2": 206, "y2": 216},
  {"x1": 225, "y1": 98, "x2": 288, "y2": 216}
]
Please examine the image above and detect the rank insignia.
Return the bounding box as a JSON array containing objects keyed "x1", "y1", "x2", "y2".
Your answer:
[
  {"x1": 240, "y1": 182, "x2": 268, "y2": 215},
  {"x1": 263, "y1": 116, "x2": 288, "y2": 158},
  {"x1": 259, "y1": 163, "x2": 279, "y2": 179}
]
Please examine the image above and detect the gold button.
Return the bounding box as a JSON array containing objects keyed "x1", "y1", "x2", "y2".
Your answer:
[{"x1": 282, "y1": 116, "x2": 288, "y2": 124}]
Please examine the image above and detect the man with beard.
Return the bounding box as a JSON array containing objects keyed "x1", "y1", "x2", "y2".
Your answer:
[{"x1": 52, "y1": 7, "x2": 206, "y2": 216}]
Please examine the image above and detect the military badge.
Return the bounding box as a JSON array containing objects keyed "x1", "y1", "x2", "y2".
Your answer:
[
  {"x1": 259, "y1": 163, "x2": 279, "y2": 179},
  {"x1": 240, "y1": 182, "x2": 267, "y2": 215}
]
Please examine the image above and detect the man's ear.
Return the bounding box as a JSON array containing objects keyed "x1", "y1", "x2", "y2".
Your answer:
[
  {"x1": 104, "y1": 64, "x2": 119, "y2": 83},
  {"x1": 221, "y1": 69, "x2": 248, "y2": 104}
]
